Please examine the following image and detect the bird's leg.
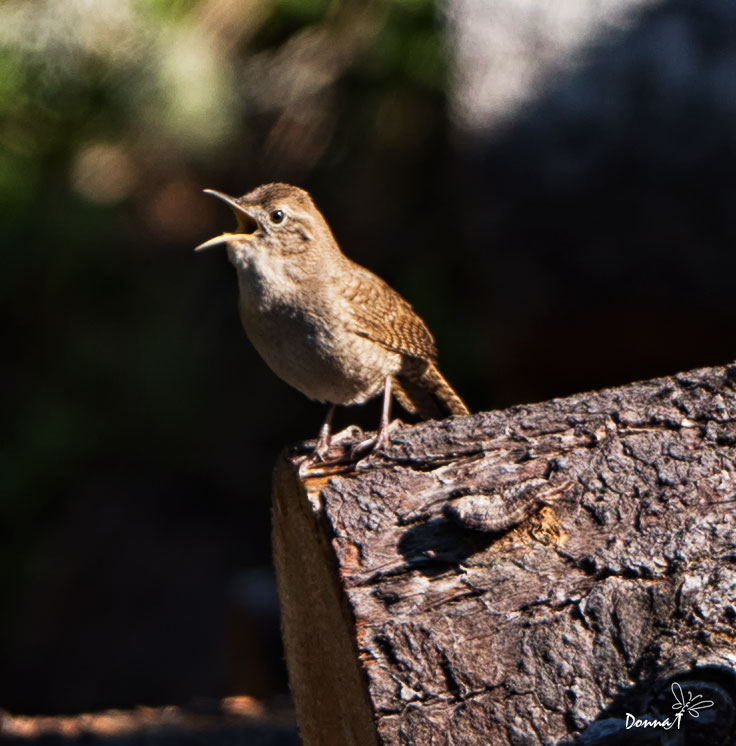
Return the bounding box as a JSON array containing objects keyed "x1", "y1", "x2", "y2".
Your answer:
[
  {"x1": 374, "y1": 375, "x2": 393, "y2": 450},
  {"x1": 350, "y1": 376, "x2": 399, "y2": 459},
  {"x1": 313, "y1": 403, "x2": 336, "y2": 461}
]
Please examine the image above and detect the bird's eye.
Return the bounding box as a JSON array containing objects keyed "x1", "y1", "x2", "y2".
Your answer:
[{"x1": 270, "y1": 209, "x2": 285, "y2": 224}]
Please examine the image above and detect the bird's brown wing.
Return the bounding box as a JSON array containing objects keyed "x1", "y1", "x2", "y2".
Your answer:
[
  {"x1": 341, "y1": 266, "x2": 437, "y2": 361},
  {"x1": 340, "y1": 264, "x2": 469, "y2": 420}
]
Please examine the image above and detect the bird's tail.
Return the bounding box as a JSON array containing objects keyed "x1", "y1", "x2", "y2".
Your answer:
[{"x1": 393, "y1": 360, "x2": 469, "y2": 420}]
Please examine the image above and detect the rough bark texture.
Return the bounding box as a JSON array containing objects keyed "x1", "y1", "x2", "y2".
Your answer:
[{"x1": 273, "y1": 363, "x2": 736, "y2": 746}]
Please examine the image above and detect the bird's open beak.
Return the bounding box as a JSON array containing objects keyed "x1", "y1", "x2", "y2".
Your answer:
[{"x1": 195, "y1": 189, "x2": 260, "y2": 251}]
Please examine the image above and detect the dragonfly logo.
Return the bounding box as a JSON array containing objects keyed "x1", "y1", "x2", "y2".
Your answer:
[{"x1": 625, "y1": 682, "x2": 714, "y2": 731}]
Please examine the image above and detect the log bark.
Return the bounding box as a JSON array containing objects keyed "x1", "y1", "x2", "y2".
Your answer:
[{"x1": 273, "y1": 363, "x2": 736, "y2": 746}]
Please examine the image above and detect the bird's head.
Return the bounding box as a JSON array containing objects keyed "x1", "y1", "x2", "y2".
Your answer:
[{"x1": 195, "y1": 183, "x2": 339, "y2": 274}]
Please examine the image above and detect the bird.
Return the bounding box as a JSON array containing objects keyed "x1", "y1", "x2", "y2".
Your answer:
[{"x1": 195, "y1": 182, "x2": 468, "y2": 461}]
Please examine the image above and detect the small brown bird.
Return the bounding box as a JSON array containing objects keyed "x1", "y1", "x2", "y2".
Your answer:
[{"x1": 196, "y1": 183, "x2": 468, "y2": 459}]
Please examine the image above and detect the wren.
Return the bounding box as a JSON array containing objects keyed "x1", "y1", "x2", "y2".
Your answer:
[{"x1": 196, "y1": 183, "x2": 468, "y2": 460}]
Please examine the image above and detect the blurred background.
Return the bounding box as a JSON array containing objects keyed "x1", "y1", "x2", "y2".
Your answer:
[{"x1": 2, "y1": 0, "x2": 735, "y2": 719}]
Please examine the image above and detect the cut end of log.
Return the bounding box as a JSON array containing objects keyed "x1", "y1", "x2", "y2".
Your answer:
[{"x1": 272, "y1": 458, "x2": 380, "y2": 746}]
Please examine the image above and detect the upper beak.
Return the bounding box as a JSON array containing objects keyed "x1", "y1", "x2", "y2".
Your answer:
[{"x1": 195, "y1": 189, "x2": 260, "y2": 251}]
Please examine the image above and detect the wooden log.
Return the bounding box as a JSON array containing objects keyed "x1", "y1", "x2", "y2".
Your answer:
[{"x1": 272, "y1": 364, "x2": 736, "y2": 746}]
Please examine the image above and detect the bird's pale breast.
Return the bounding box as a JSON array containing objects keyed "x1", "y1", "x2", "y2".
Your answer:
[{"x1": 238, "y1": 292, "x2": 401, "y2": 406}]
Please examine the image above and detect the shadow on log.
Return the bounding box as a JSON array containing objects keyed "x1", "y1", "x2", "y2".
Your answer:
[{"x1": 273, "y1": 363, "x2": 736, "y2": 746}]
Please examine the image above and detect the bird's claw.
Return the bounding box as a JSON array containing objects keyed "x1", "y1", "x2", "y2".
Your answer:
[
  {"x1": 297, "y1": 421, "x2": 403, "y2": 476},
  {"x1": 349, "y1": 418, "x2": 402, "y2": 460},
  {"x1": 296, "y1": 425, "x2": 365, "y2": 477}
]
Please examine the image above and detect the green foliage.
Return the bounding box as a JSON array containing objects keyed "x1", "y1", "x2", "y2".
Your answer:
[
  {"x1": 276, "y1": 0, "x2": 330, "y2": 23},
  {"x1": 142, "y1": 0, "x2": 201, "y2": 21}
]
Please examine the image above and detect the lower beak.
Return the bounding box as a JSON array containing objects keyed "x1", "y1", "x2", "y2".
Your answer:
[{"x1": 195, "y1": 233, "x2": 243, "y2": 251}]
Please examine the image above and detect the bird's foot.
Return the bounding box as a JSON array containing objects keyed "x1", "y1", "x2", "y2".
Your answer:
[
  {"x1": 313, "y1": 435, "x2": 332, "y2": 463},
  {"x1": 349, "y1": 418, "x2": 403, "y2": 461},
  {"x1": 297, "y1": 426, "x2": 364, "y2": 477},
  {"x1": 331, "y1": 424, "x2": 364, "y2": 448},
  {"x1": 296, "y1": 420, "x2": 403, "y2": 477}
]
